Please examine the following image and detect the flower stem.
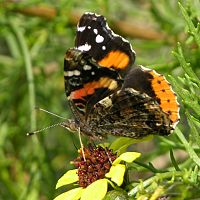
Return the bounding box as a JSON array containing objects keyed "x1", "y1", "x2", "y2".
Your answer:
[{"x1": 128, "y1": 171, "x2": 184, "y2": 196}]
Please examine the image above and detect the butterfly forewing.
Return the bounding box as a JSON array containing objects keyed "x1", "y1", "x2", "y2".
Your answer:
[{"x1": 75, "y1": 12, "x2": 135, "y2": 77}]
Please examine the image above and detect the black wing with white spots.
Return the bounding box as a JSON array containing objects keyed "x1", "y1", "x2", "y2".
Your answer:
[{"x1": 75, "y1": 12, "x2": 136, "y2": 76}]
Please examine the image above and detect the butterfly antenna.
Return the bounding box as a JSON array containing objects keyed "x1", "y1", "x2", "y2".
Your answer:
[
  {"x1": 27, "y1": 122, "x2": 64, "y2": 136},
  {"x1": 35, "y1": 106, "x2": 66, "y2": 119}
]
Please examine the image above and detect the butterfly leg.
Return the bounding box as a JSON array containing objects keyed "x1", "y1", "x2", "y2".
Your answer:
[{"x1": 78, "y1": 127, "x2": 86, "y2": 161}]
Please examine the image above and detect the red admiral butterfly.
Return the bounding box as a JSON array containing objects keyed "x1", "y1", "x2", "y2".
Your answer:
[{"x1": 63, "y1": 12, "x2": 180, "y2": 139}]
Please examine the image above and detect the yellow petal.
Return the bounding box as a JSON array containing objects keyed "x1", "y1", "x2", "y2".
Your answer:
[
  {"x1": 53, "y1": 187, "x2": 83, "y2": 200},
  {"x1": 81, "y1": 179, "x2": 108, "y2": 200},
  {"x1": 105, "y1": 164, "x2": 125, "y2": 186},
  {"x1": 56, "y1": 169, "x2": 78, "y2": 189},
  {"x1": 112, "y1": 152, "x2": 141, "y2": 165}
]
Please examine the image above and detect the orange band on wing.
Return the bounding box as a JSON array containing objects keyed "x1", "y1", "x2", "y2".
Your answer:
[
  {"x1": 70, "y1": 77, "x2": 118, "y2": 100},
  {"x1": 149, "y1": 71, "x2": 179, "y2": 124},
  {"x1": 98, "y1": 50, "x2": 130, "y2": 69}
]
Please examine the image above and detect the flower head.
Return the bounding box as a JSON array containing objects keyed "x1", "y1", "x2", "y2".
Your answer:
[
  {"x1": 73, "y1": 145, "x2": 117, "y2": 188},
  {"x1": 54, "y1": 145, "x2": 141, "y2": 200}
]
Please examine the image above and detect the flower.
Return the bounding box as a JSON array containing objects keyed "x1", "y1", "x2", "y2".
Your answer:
[
  {"x1": 54, "y1": 145, "x2": 141, "y2": 200},
  {"x1": 73, "y1": 145, "x2": 117, "y2": 188}
]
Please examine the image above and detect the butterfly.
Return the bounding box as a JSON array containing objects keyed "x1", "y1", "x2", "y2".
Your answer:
[{"x1": 63, "y1": 12, "x2": 180, "y2": 140}]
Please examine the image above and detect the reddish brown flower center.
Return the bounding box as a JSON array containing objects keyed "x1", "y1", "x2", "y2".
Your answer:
[{"x1": 73, "y1": 145, "x2": 117, "y2": 188}]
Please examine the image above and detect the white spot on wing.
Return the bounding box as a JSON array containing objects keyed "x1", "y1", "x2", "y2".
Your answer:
[
  {"x1": 88, "y1": 26, "x2": 91, "y2": 29},
  {"x1": 102, "y1": 46, "x2": 106, "y2": 50},
  {"x1": 84, "y1": 12, "x2": 101, "y2": 17},
  {"x1": 91, "y1": 71, "x2": 95, "y2": 75},
  {"x1": 98, "y1": 96, "x2": 112, "y2": 108},
  {"x1": 81, "y1": 12, "x2": 135, "y2": 54},
  {"x1": 83, "y1": 65, "x2": 92, "y2": 70},
  {"x1": 93, "y1": 29, "x2": 98, "y2": 34},
  {"x1": 77, "y1": 43, "x2": 91, "y2": 51},
  {"x1": 96, "y1": 35, "x2": 104, "y2": 43},
  {"x1": 74, "y1": 70, "x2": 81, "y2": 76},
  {"x1": 140, "y1": 65, "x2": 152, "y2": 72},
  {"x1": 77, "y1": 26, "x2": 86, "y2": 32},
  {"x1": 64, "y1": 71, "x2": 74, "y2": 77}
]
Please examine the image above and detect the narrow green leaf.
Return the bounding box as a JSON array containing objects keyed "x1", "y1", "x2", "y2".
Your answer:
[
  {"x1": 168, "y1": 75, "x2": 190, "y2": 98},
  {"x1": 190, "y1": 165, "x2": 199, "y2": 184},
  {"x1": 170, "y1": 149, "x2": 181, "y2": 171},
  {"x1": 175, "y1": 127, "x2": 200, "y2": 167},
  {"x1": 179, "y1": 2, "x2": 200, "y2": 48},
  {"x1": 169, "y1": 75, "x2": 200, "y2": 115},
  {"x1": 172, "y1": 43, "x2": 200, "y2": 86},
  {"x1": 133, "y1": 161, "x2": 168, "y2": 173},
  {"x1": 186, "y1": 112, "x2": 200, "y2": 148},
  {"x1": 184, "y1": 100, "x2": 200, "y2": 116}
]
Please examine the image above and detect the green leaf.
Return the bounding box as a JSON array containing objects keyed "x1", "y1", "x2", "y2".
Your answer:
[
  {"x1": 175, "y1": 127, "x2": 200, "y2": 167},
  {"x1": 110, "y1": 136, "x2": 153, "y2": 155},
  {"x1": 179, "y1": 2, "x2": 200, "y2": 48},
  {"x1": 112, "y1": 152, "x2": 141, "y2": 165},
  {"x1": 168, "y1": 75, "x2": 200, "y2": 116},
  {"x1": 104, "y1": 190, "x2": 128, "y2": 200},
  {"x1": 186, "y1": 112, "x2": 200, "y2": 148},
  {"x1": 106, "y1": 164, "x2": 125, "y2": 186},
  {"x1": 81, "y1": 179, "x2": 108, "y2": 200},
  {"x1": 170, "y1": 149, "x2": 180, "y2": 171},
  {"x1": 53, "y1": 187, "x2": 83, "y2": 200},
  {"x1": 172, "y1": 43, "x2": 200, "y2": 86},
  {"x1": 190, "y1": 165, "x2": 199, "y2": 184},
  {"x1": 56, "y1": 169, "x2": 78, "y2": 189}
]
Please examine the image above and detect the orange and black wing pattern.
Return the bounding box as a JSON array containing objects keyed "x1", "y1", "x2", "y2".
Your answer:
[
  {"x1": 63, "y1": 12, "x2": 180, "y2": 139},
  {"x1": 64, "y1": 48, "x2": 122, "y2": 120},
  {"x1": 75, "y1": 12, "x2": 135, "y2": 77},
  {"x1": 65, "y1": 12, "x2": 135, "y2": 121},
  {"x1": 121, "y1": 66, "x2": 180, "y2": 129},
  {"x1": 89, "y1": 66, "x2": 180, "y2": 138}
]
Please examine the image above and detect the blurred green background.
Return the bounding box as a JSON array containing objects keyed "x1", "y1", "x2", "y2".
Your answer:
[{"x1": 0, "y1": 0, "x2": 200, "y2": 199}]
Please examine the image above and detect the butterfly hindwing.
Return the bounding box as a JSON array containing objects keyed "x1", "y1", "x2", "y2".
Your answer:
[
  {"x1": 122, "y1": 66, "x2": 180, "y2": 128},
  {"x1": 88, "y1": 66, "x2": 180, "y2": 138},
  {"x1": 90, "y1": 88, "x2": 171, "y2": 138}
]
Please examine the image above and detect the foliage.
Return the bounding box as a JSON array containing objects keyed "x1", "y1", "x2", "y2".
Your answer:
[{"x1": 0, "y1": 0, "x2": 200, "y2": 199}]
